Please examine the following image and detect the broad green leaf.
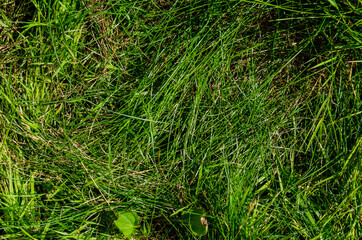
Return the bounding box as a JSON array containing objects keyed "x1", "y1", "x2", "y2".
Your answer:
[
  {"x1": 182, "y1": 208, "x2": 208, "y2": 236},
  {"x1": 114, "y1": 212, "x2": 140, "y2": 239}
]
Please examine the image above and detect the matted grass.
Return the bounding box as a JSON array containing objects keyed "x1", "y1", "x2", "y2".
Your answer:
[{"x1": 0, "y1": 0, "x2": 361, "y2": 239}]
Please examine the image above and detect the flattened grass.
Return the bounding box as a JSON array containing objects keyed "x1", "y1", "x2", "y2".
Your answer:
[{"x1": 0, "y1": 0, "x2": 360, "y2": 239}]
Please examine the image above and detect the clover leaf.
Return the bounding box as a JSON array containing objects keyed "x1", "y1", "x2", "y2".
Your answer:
[
  {"x1": 114, "y1": 211, "x2": 140, "y2": 239},
  {"x1": 182, "y1": 208, "x2": 208, "y2": 236}
]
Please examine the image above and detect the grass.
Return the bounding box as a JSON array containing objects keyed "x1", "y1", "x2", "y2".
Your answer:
[{"x1": 0, "y1": 0, "x2": 361, "y2": 239}]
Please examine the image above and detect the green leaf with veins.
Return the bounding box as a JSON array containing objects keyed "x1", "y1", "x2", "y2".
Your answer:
[
  {"x1": 182, "y1": 208, "x2": 208, "y2": 236},
  {"x1": 114, "y1": 212, "x2": 140, "y2": 239}
]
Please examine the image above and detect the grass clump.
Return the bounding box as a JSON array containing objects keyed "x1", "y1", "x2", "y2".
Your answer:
[{"x1": 0, "y1": 0, "x2": 361, "y2": 239}]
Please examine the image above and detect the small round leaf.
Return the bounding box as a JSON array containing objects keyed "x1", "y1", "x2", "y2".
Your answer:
[
  {"x1": 114, "y1": 212, "x2": 140, "y2": 238},
  {"x1": 182, "y1": 208, "x2": 208, "y2": 236}
]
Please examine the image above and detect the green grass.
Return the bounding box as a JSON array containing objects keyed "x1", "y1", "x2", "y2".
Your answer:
[{"x1": 0, "y1": 0, "x2": 361, "y2": 239}]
